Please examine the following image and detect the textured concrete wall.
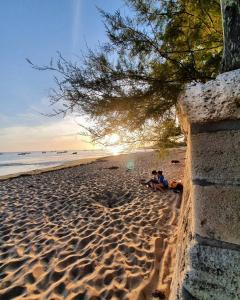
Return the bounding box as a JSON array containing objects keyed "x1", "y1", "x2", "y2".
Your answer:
[
  {"x1": 169, "y1": 142, "x2": 195, "y2": 299},
  {"x1": 170, "y1": 70, "x2": 240, "y2": 300}
]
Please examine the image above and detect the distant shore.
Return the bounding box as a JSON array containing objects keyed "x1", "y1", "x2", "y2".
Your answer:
[
  {"x1": 0, "y1": 149, "x2": 113, "y2": 179},
  {"x1": 0, "y1": 148, "x2": 185, "y2": 299},
  {"x1": 0, "y1": 149, "x2": 155, "y2": 181},
  {"x1": 0, "y1": 156, "x2": 104, "y2": 181}
]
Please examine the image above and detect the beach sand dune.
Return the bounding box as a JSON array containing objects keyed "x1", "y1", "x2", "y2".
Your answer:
[{"x1": 0, "y1": 149, "x2": 184, "y2": 300}]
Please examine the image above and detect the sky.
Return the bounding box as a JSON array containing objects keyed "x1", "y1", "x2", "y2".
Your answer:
[{"x1": 0, "y1": 0, "x2": 125, "y2": 152}]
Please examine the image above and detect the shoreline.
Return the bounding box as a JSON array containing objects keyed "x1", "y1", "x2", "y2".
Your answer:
[
  {"x1": 0, "y1": 155, "x2": 110, "y2": 181},
  {"x1": 0, "y1": 148, "x2": 184, "y2": 182}
]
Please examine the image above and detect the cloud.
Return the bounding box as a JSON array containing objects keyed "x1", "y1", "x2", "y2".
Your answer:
[
  {"x1": 0, "y1": 96, "x2": 69, "y2": 130},
  {"x1": 0, "y1": 114, "x2": 95, "y2": 152},
  {"x1": 0, "y1": 111, "x2": 48, "y2": 129},
  {"x1": 0, "y1": 92, "x2": 98, "y2": 152}
]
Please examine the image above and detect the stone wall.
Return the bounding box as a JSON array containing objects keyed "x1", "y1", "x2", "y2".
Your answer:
[{"x1": 170, "y1": 70, "x2": 240, "y2": 299}]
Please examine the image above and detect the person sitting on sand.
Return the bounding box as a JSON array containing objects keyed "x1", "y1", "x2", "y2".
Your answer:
[
  {"x1": 150, "y1": 170, "x2": 169, "y2": 192},
  {"x1": 147, "y1": 170, "x2": 168, "y2": 192},
  {"x1": 146, "y1": 170, "x2": 159, "y2": 187},
  {"x1": 157, "y1": 170, "x2": 164, "y2": 184},
  {"x1": 152, "y1": 170, "x2": 159, "y2": 181},
  {"x1": 141, "y1": 170, "x2": 168, "y2": 192}
]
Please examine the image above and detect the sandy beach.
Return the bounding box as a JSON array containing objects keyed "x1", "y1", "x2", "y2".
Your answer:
[{"x1": 0, "y1": 148, "x2": 185, "y2": 300}]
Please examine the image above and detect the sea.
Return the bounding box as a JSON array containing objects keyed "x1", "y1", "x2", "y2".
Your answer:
[{"x1": 0, "y1": 150, "x2": 112, "y2": 177}]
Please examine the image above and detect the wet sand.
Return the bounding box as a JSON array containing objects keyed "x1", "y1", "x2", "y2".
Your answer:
[{"x1": 0, "y1": 148, "x2": 185, "y2": 300}]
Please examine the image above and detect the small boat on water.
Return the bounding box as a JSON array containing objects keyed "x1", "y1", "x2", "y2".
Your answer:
[
  {"x1": 72, "y1": 152, "x2": 77, "y2": 155},
  {"x1": 18, "y1": 152, "x2": 31, "y2": 155},
  {"x1": 42, "y1": 151, "x2": 46, "y2": 154},
  {"x1": 57, "y1": 150, "x2": 68, "y2": 154}
]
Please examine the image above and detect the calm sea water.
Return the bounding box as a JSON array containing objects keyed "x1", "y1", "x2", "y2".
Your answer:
[{"x1": 0, "y1": 150, "x2": 111, "y2": 177}]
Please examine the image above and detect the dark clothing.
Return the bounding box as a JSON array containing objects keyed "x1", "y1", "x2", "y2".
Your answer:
[
  {"x1": 172, "y1": 182, "x2": 183, "y2": 193},
  {"x1": 175, "y1": 183, "x2": 183, "y2": 192}
]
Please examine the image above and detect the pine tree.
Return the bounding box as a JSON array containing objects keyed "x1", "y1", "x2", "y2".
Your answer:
[{"x1": 28, "y1": 0, "x2": 223, "y2": 147}]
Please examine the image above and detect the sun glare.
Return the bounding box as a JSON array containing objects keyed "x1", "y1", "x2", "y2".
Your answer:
[
  {"x1": 110, "y1": 144, "x2": 124, "y2": 155},
  {"x1": 107, "y1": 133, "x2": 120, "y2": 144},
  {"x1": 105, "y1": 134, "x2": 125, "y2": 155}
]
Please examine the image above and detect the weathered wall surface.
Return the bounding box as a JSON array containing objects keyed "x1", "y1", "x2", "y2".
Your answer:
[{"x1": 170, "y1": 70, "x2": 240, "y2": 299}]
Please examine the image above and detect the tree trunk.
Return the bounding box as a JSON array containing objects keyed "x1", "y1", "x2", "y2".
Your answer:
[{"x1": 220, "y1": 0, "x2": 240, "y2": 73}]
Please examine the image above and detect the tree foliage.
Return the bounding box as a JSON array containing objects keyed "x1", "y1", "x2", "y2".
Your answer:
[{"x1": 28, "y1": 0, "x2": 223, "y2": 147}]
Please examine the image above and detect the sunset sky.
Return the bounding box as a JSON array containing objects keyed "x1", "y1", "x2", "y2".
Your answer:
[{"x1": 0, "y1": 0, "x2": 124, "y2": 151}]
